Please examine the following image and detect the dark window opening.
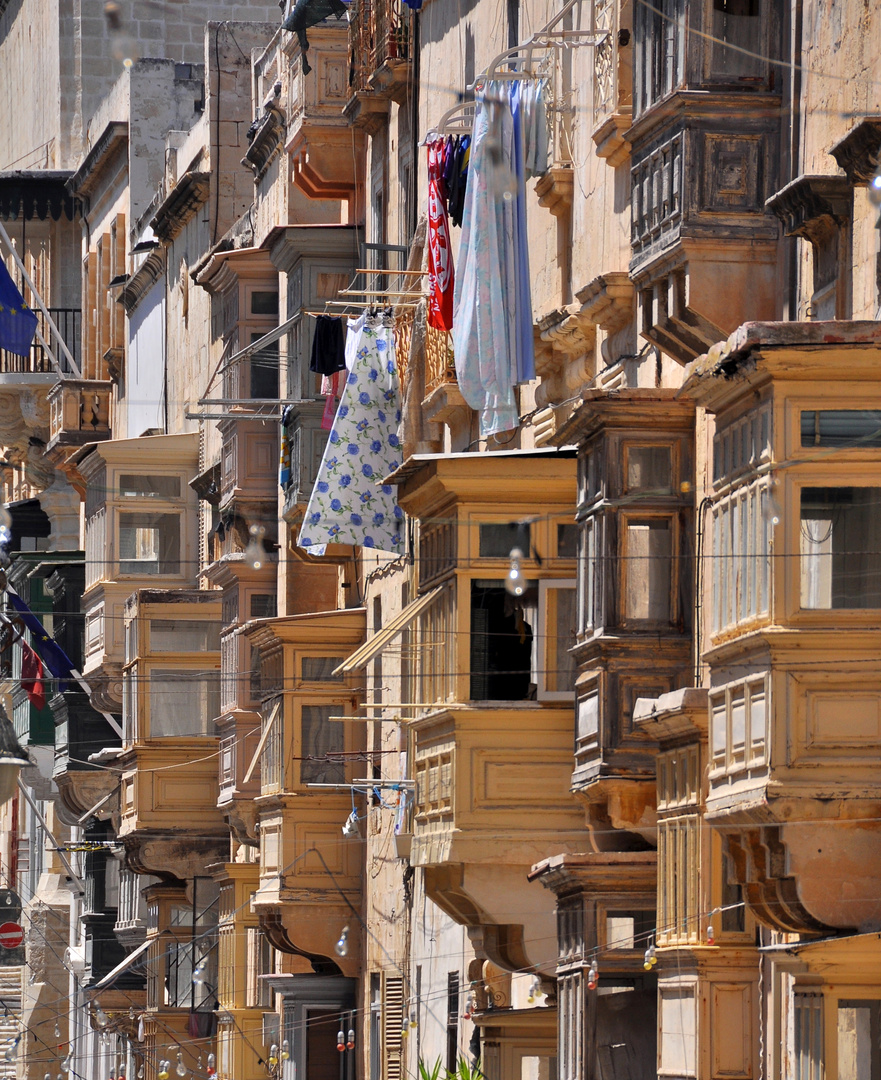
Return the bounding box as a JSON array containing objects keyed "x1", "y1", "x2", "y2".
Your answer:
[
  {"x1": 470, "y1": 581, "x2": 535, "y2": 701},
  {"x1": 250, "y1": 291, "x2": 279, "y2": 316},
  {"x1": 478, "y1": 521, "x2": 531, "y2": 558},
  {"x1": 446, "y1": 973, "x2": 460, "y2": 1076},
  {"x1": 250, "y1": 333, "x2": 279, "y2": 399},
  {"x1": 710, "y1": 0, "x2": 764, "y2": 81}
]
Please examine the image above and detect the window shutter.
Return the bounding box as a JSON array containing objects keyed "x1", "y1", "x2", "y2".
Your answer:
[{"x1": 382, "y1": 975, "x2": 404, "y2": 1080}]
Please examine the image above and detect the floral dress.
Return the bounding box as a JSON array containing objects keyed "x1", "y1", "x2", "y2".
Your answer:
[{"x1": 298, "y1": 315, "x2": 404, "y2": 555}]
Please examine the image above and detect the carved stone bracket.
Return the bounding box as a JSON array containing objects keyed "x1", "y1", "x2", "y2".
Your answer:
[
  {"x1": 592, "y1": 110, "x2": 632, "y2": 168},
  {"x1": 830, "y1": 117, "x2": 881, "y2": 185},
  {"x1": 535, "y1": 167, "x2": 574, "y2": 219},
  {"x1": 576, "y1": 272, "x2": 635, "y2": 335},
  {"x1": 725, "y1": 826, "x2": 833, "y2": 936},
  {"x1": 766, "y1": 174, "x2": 853, "y2": 243}
]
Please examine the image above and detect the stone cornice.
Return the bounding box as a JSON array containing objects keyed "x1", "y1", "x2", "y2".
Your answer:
[
  {"x1": 765, "y1": 174, "x2": 852, "y2": 241},
  {"x1": 68, "y1": 122, "x2": 128, "y2": 199},
  {"x1": 119, "y1": 249, "x2": 165, "y2": 315},
  {"x1": 150, "y1": 169, "x2": 210, "y2": 241}
]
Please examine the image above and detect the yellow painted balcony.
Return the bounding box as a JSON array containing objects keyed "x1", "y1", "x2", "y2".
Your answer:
[{"x1": 246, "y1": 608, "x2": 365, "y2": 976}]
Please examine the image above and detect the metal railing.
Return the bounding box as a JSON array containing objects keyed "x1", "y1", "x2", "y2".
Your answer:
[
  {"x1": 348, "y1": 0, "x2": 412, "y2": 93},
  {"x1": 0, "y1": 308, "x2": 81, "y2": 376}
]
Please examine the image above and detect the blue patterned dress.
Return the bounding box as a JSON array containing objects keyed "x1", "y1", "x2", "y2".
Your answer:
[{"x1": 298, "y1": 316, "x2": 404, "y2": 555}]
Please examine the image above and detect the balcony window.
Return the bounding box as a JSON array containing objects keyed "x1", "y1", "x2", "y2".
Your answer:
[
  {"x1": 624, "y1": 445, "x2": 673, "y2": 495},
  {"x1": 634, "y1": 0, "x2": 685, "y2": 115},
  {"x1": 800, "y1": 487, "x2": 881, "y2": 609},
  {"x1": 621, "y1": 517, "x2": 673, "y2": 623},
  {"x1": 150, "y1": 619, "x2": 221, "y2": 652},
  {"x1": 301, "y1": 657, "x2": 346, "y2": 682},
  {"x1": 800, "y1": 410, "x2": 881, "y2": 449},
  {"x1": 149, "y1": 669, "x2": 220, "y2": 737},
  {"x1": 538, "y1": 581, "x2": 577, "y2": 700},
  {"x1": 470, "y1": 581, "x2": 535, "y2": 701},
  {"x1": 710, "y1": 0, "x2": 764, "y2": 82},
  {"x1": 837, "y1": 1000, "x2": 881, "y2": 1079},
  {"x1": 300, "y1": 704, "x2": 346, "y2": 785},
  {"x1": 119, "y1": 512, "x2": 180, "y2": 575},
  {"x1": 478, "y1": 521, "x2": 531, "y2": 558},
  {"x1": 712, "y1": 481, "x2": 771, "y2": 633},
  {"x1": 250, "y1": 332, "x2": 279, "y2": 399},
  {"x1": 794, "y1": 994, "x2": 823, "y2": 1080},
  {"x1": 119, "y1": 475, "x2": 181, "y2": 499}
]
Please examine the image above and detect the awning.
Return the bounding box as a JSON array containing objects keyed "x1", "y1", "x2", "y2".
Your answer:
[
  {"x1": 333, "y1": 584, "x2": 447, "y2": 676},
  {"x1": 90, "y1": 936, "x2": 154, "y2": 990}
]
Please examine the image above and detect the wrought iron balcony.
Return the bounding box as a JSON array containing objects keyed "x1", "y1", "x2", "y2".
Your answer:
[
  {"x1": 0, "y1": 307, "x2": 80, "y2": 376},
  {"x1": 345, "y1": 0, "x2": 413, "y2": 129}
]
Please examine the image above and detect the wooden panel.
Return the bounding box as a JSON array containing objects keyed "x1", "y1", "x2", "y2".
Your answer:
[{"x1": 711, "y1": 982, "x2": 753, "y2": 1079}]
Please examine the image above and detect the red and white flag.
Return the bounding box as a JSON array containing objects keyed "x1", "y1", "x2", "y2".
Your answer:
[{"x1": 427, "y1": 139, "x2": 454, "y2": 332}]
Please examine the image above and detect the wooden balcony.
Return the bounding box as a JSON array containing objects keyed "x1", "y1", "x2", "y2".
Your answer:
[
  {"x1": 246, "y1": 608, "x2": 365, "y2": 976},
  {"x1": 410, "y1": 702, "x2": 585, "y2": 973},
  {"x1": 47, "y1": 377, "x2": 112, "y2": 454}
]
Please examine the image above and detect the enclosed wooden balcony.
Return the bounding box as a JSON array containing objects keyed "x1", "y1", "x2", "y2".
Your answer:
[
  {"x1": 391, "y1": 448, "x2": 587, "y2": 972},
  {"x1": 344, "y1": 0, "x2": 413, "y2": 131},
  {"x1": 683, "y1": 322, "x2": 881, "y2": 934},
  {"x1": 246, "y1": 608, "x2": 366, "y2": 976}
]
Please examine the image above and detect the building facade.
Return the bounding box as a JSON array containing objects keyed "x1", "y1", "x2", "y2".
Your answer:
[{"x1": 1, "y1": 1, "x2": 880, "y2": 1080}]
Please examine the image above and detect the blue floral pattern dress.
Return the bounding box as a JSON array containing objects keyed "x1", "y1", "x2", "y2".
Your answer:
[{"x1": 298, "y1": 315, "x2": 404, "y2": 555}]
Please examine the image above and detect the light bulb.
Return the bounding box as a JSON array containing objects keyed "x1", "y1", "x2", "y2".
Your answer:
[
  {"x1": 158, "y1": 1063, "x2": 169, "y2": 1080},
  {"x1": 707, "y1": 923, "x2": 715, "y2": 944},
  {"x1": 119, "y1": 1065, "x2": 126, "y2": 1079},
  {"x1": 281, "y1": 1042, "x2": 290, "y2": 1062},
  {"x1": 346, "y1": 1029, "x2": 355, "y2": 1050},
  {"x1": 61, "y1": 1054, "x2": 72, "y2": 1074},
  {"x1": 206, "y1": 1054, "x2": 216, "y2": 1077},
  {"x1": 587, "y1": 965, "x2": 598, "y2": 990},
  {"x1": 409, "y1": 1012, "x2": 417, "y2": 1029},
  {"x1": 334, "y1": 925, "x2": 349, "y2": 957},
  {"x1": 54, "y1": 1024, "x2": 61, "y2": 1041},
  {"x1": 643, "y1": 945, "x2": 657, "y2": 971},
  {"x1": 336, "y1": 1031, "x2": 345, "y2": 1053},
  {"x1": 268, "y1": 1045, "x2": 278, "y2": 1067},
  {"x1": 505, "y1": 547, "x2": 526, "y2": 597},
  {"x1": 175, "y1": 1062, "x2": 187, "y2": 1077},
  {"x1": 95, "y1": 1005, "x2": 110, "y2": 1028},
  {"x1": 869, "y1": 161, "x2": 881, "y2": 207},
  {"x1": 193, "y1": 965, "x2": 204, "y2": 986},
  {"x1": 5, "y1": 1035, "x2": 20, "y2": 1062},
  {"x1": 244, "y1": 524, "x2": 267, "y2": 569},
  {"x1": 138, "y1": 1065, "x2": 145, "y2": 1078},
  {"x1": 45, "y1": 1072, "x2": 51, "y2": 1080}
]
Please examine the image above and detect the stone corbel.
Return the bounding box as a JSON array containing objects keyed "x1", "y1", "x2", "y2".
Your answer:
[
  {"x1": 535, "y1": 167, "x2": 574, "y2": 219},
  {"x1": 576, "y1": 272, "x2": 635, "y2": 336},
  {"x1": 592, "y1": 109, "x2": 633, "y2": 168},
  {"x1": 830, "y1": 117, "x2": 881, "y2": 186},
  {"x1": 766, "y1": 175, "x2": 853, "y2": 244}
]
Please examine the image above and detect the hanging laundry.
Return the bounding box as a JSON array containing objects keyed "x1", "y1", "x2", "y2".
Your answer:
[
  {"x1": 281, "y1": 0, "x2": 347, "y2": 75},
  {"x1": 298, "y1": 315, "x2": 404, "y2": 555},
  {"x1": 279, "y1": 404, "x2": 293, "y2": 489},
  {"x1": 522, "y1": 79, "x2": 550, "y2": 179},
  {"x1": 320, "y1": 369, "x2": 342, "y2": 430},
  {"x1": 445, "y1": 135, "x2": 471, "y2": 228},
  {"x1": 310, "y1": 314, "x2": 347, "y2": 375},
  {"x1": 427, "y1": 138, "x2": 454, "y2": 332},
  {"x1": 509, "y1": 81, "x2": 536, "y2": 386},
  {"x1": 402, "y1": 0, "x2": 423, "y2": 8},
  {"x1": 452, "y1": 83, "x2": 536, "y2": 437}
]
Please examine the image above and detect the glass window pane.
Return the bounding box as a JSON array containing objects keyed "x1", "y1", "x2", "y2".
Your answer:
[
  {"x1": 301, "y1": 657, "x2": 346, "y2": 682},
  {"x1": 250, "y1": 333, "x2": 279, "y2": 399},
  {"x1": 557, "y1": 523, "x2": 578, "y2": 558},
  {"x1": 544, "y1": 586, "x2": 577, "y2": 695},
  {"x1": 119, "y1": 475, "x2": 181, "y2": 498},
  {"x1": 478, "y1": 521, "x2": 531, "y2": 558},
  {"x1": 151, "y1": 620, "x2": 220, "y2": 652},
  {"x1": 625, "y1": 446, "x2": 672, "y2": 494},
  {"x1": 150, "y1": 669, "x2": 220, "y2": 736},
  {"x1": 250, "y1": 291, "x2": 279, "y2": 315},
  {"x1": 119, "y1": 512, "x2": 180, "y2": 575},
  {"x1": 801, "y1": 488, "x2": 881, "y2": 608},
  {"x1": 801, "y1": 410, "x2": 881, "y2": 448},
  {"x1": 250, "y1": 594, "x2": 277, "y2": 619},
  {"x1": 300, "y1": 705, "x2": 345, "y2": 785},
  {"x1": 624, "y1": 519, "x2": 672, "y2": 621}
]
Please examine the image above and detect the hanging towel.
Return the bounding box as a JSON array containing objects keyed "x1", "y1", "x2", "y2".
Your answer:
[
  {"x1": 427, "y1": 138, "x2": 455, "y2": 332},
  {"x1": 298, "y1": 316, "x2": 404, "y2": 555},
  {"x1": 310, "y1": 314, "x2": 347, "y2": 375}
]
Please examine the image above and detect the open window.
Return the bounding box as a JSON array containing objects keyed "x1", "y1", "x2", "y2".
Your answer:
[{"x1": 620, "y1": 516, "x2": 674, "y2": 624}]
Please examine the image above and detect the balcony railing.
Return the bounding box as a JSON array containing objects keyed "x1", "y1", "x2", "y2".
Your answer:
[
  {"x1": 0, "y1": 308, "x2": 80, "y2": 376},
  {"x1": 348, "y1": 0, "x2": 412, "y2": 94}
]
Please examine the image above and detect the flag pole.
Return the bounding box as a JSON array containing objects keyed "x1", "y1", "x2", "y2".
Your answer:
[{"x1": 0, "y1": 219, "x2": 81, "y2": 378}]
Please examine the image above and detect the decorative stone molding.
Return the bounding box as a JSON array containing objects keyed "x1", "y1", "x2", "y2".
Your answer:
[
  {"x1": 576, "y1": 271, "x2": 635, "y2": 335},
  {"x1": 150, "y1": 170, "x2": 210, "y2": 242},
  {"x1": 535, "y1": 167, "x2": 574, "y2": 218},
  {"x1": 242, "y1": 106, "x2": 286, "y2": 181},
  {"x1": 830, "y1": 116, "x2": 881, "y2": 185},
  {"x1": 765, "y1": 174, "x2": 852, "y2": 242},
  {"x1": 592, "y1": 110, "x2": 632, "y2": 168}
]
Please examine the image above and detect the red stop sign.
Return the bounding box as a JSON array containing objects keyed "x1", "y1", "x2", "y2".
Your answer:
[{"x1": 0, "y1": 923, "x2": 23, "y2": 949}]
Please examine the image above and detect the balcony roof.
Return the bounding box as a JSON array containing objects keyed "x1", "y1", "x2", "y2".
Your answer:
[{"x1": 0, "y1": 171, "x2": 79, "y2": 221}]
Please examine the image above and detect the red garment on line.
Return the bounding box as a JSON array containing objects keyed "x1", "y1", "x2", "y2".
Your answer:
[
  {"x1": 427, "y1": 139, "x2": 454, "y2": 331},
  {"x1": 21, "y1": 641, "x2": 45, "y2": 711}
]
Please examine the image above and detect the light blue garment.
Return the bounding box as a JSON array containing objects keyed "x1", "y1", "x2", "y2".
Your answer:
[
  {"x1": 298, "y1": 316, "x2": 404, "y2": 555},
  {"x1": 452, "y1": 83, "x2": 535, "y2": 437}
]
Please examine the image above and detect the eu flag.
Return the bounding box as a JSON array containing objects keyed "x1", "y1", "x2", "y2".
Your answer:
[
  {"x1": 6, "y1": 589, "x2": 76, "y2": 687},
  {"x1": 0, "y1": 260, "x2": 38, "y2": 358}
]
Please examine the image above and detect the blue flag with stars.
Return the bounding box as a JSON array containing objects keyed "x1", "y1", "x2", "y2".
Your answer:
[
  {"x1": 6, "y1": 588, "x2": 76, "y2": 688},
  {"x1": 0, "y1": 260, "x2": 38, "y2": 358}
]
